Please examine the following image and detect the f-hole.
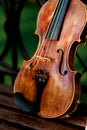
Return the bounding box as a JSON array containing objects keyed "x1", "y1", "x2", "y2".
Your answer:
[{"x1": 57, "y1": 49, "x2": 68, "y2": 76}]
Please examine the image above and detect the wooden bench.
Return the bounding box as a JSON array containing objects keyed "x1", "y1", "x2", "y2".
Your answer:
[{"x1": 0, "y1": 84, "x2": 87, "y2": 130}]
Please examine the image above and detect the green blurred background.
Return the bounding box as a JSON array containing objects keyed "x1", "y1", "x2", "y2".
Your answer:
[{"x1": 0, "y1": 1, "x2": 87, "y2": 103}]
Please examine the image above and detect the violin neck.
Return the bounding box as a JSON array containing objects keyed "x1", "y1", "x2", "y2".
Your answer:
[{"x1": 45, "y1": 0, "x2": 70, "y2": 40}]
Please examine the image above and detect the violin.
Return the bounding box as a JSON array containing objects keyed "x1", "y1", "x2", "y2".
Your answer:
[{"x1": 13, "y1": 0, "x2": 87, "y2": 118}]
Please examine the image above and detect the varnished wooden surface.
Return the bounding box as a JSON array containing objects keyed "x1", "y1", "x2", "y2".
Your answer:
[{"x1": 0, "y1": 84, "x2": 87, "y2": 130}]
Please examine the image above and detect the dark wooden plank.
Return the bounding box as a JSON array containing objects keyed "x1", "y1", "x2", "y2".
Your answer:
[
  {"x1": 0, "y1": 105, "x2": 84, "y2": 130},
  {"x1": 0, "y1": 90, "x2": 17, "y2": 109},
  {"x1": 0, "y1": 83, "x2": 13, "y2": 95},
  {"x1": 0, "y1": 84, "x2": 87, "y2": 130},
  {"x1": 61, "y1": 103, "x2": 87, "y2": 128},
  {"x1": 0, "y1": 119, "x2": 22, "y2": 130},
  {"x1": 61, "y1": 114, "x2": 86, "y2": 128}
]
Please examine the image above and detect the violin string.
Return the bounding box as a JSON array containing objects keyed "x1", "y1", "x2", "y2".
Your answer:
[
  {"x1": 44, "y1": 0, "x2": 70, "y2": 58},
  {"x1": 31, "y1": 37, "x2": 47, "y2": 68},
  {"x1": 50, "y1": 0, "x2": 65, "y2": 40},
  {"x1": 41, "y1": 0, "x2": 67, "y2": 70},
  {"x1": 32, "y1": 0, "x2": 66, "y2": 70},
  {"x1": 44, "y1": 0, "x2": 65, "y2": 56},
  {"x1": 42, "y1": 40, "x2": 54, "y2": 70},
  {"x1": 42, "y1": 40, "x2": 52, "y2": 70},
  {"x1": 45, "y1": 0, "x2": 62, "y2": 39},
  {"x1": 45, "y1": 0, "x2": 70, "y2": 40},
  {"x1": 36, "y1": 39, "x2": 48, "y2": 69},
  {"x1": 35, "y1": 0, "x2": 64, "y2": 70}
]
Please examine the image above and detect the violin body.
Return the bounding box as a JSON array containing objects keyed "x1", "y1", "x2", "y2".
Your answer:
[{"x1": 13, "y1": 0, "x2": 86, "y2": 118}]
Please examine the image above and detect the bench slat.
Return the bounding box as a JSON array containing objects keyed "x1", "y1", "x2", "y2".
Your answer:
[
  {"x1": 0, "y1": 84, "x2": 86, "y2": 130},
  {"x1": 0, "y1": 106, "x2": 84, "y2": 130}
]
